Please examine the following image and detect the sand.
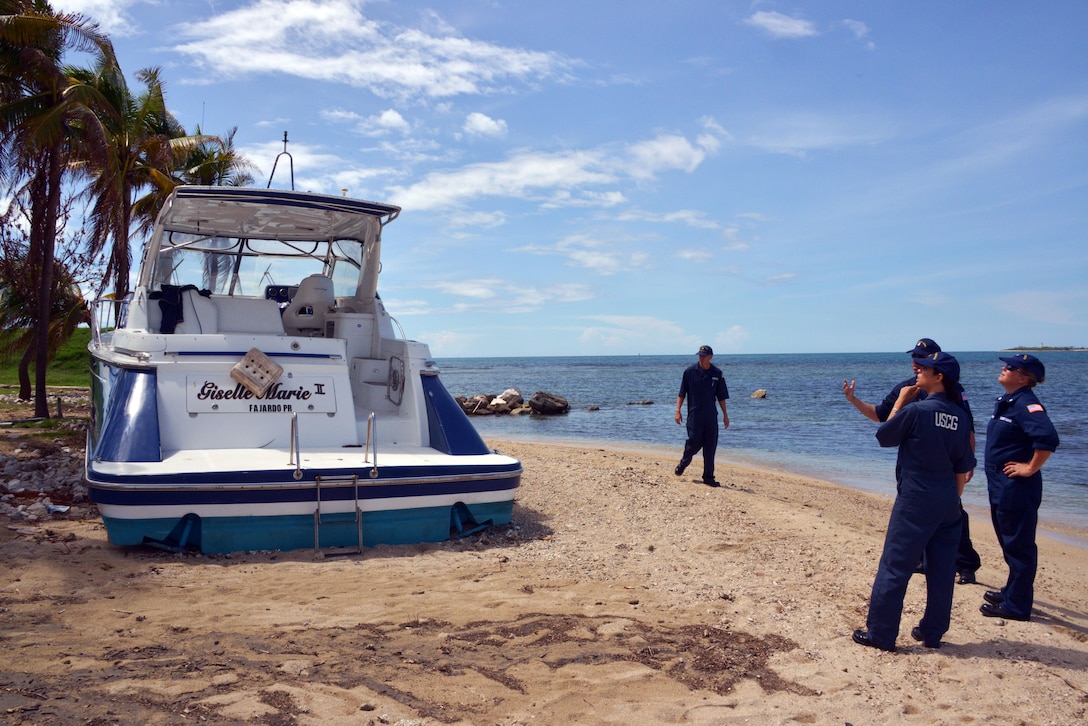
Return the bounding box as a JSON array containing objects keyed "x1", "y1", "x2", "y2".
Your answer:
[{"x1": 3, "y1": 437, "x2": 1088, "y2": 725}]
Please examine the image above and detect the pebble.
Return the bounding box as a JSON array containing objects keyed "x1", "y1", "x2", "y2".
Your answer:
[{"x1": 1, "y1": 393, "x2": 91, "y2": 523}]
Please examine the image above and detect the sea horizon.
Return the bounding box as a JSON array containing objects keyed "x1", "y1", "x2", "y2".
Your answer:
[{"x1": 437, "y1": 351, "x2": 1087, "y2": 533}]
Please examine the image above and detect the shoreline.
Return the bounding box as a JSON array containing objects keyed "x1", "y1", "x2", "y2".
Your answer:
[
  {"x1": 488, "y1": 433, "x2": 1088, "y2": 549},
  {"x1": 3, "y1": 439, "x2": 1088, "y2": 722}
]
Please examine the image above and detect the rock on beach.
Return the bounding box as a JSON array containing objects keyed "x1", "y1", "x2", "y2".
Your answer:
[{"x1": 456, "y1": 388, "x2": 570, "y2": 416}]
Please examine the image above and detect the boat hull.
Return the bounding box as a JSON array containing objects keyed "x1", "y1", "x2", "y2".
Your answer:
[
  {"x1": 95, "y1": 501, "x2": 517, "y2": 554},
  {"x1": 87, "y1": 462, "x2": 521, "y2": 553}
]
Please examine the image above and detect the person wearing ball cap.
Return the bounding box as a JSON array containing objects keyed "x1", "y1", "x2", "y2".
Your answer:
[
  {"x1": 853, "y1": 351, "x2": 976, "y2": 651},
  {"x1": 843, "y1": 338, "x2": 983, "y2": 585},
  {"x1": 980, "y1": 353, "x2": 1060, "y2": 622},
  {"x1": 674, "y1": 345, "x2": 730, "y2": 487}
]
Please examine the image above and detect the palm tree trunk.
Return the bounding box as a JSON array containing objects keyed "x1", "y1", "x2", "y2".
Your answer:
[
  {"x1": 32, "y1": 146, "x2": 62, "y2": 418},
  {"x1": 17, "y1": 344, "x2": 32, "y2": 401},
  {"x1": 112, "y1": 194, "x2": 133, "y2": 301}
]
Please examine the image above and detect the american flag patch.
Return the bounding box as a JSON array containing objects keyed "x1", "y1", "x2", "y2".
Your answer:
[{"x1": 1027, "y1": 403, "x2": 1045, "y2": 413}]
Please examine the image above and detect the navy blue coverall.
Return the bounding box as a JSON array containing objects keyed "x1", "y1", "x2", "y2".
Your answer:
[
  {"x1": 865, "y1": 392, "x2": 976, "y2": 649},
  {"x1": 677, "y1": 362, "x2": 729, "y2": 483},
  {"x1": 877, "y1": 377, "x2": 982, "y2": 576},
  {"x1": 985, "y1": 386, "x2": 1060, "y2": 619}
]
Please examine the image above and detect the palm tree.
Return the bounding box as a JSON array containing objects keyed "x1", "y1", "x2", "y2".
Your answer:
[
  {"x1": 77, "y1": 64, "x2": 186, "y2": 301},
  {"x1": 165, "y1": 125, "x2": 259, "y2": 293},
  {"x1": 0, "y1": 197, "x2": 91, "y2": 400},
  {"x1": 0, "y1": 0, "x2": 116, "y2": 417},
  {"x1": 78, "y1": 68, "x2": 258, "y2": 302},
  {"x1": 180, "y1": 125, "x2": 256, "y2": 187},
  {"x1": 129, "y1": 124, "x2": 258, "y2": 247}
]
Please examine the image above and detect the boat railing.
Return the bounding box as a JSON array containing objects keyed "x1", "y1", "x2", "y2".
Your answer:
[
  {"x1": 289, "y1": 412, "x2": 302, "y2": 480},
  {"x1": 390, "y1": 314, "x2": 406, "y2": 341},
  {"x1": 88, "y1": 295, "x2": 129, "y2": 348},
  {"x1": 291, "y1": 412, "x2": 377, "y2": 480},
  {"x1": 363, "y1": 412, "x2": 379, "y2": 478}
]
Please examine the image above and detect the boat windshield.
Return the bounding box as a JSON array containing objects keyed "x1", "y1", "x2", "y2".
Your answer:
[{"x1": 150, "y1": 233, "x2": 365, "y2": 298}]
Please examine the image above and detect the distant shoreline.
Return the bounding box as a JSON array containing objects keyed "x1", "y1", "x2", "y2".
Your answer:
[{"x1": 1002, "y1": 346, "x2": 1088, "y2": 351}]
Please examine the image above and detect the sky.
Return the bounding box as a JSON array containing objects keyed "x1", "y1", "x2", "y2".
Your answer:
[{"x1": 54, "y1": 0, "x2": 1088, "y2": 357}]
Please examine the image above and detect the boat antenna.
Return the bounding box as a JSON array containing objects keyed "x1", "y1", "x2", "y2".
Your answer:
[{"x1": 266, "y1": 131, "x2": 295, "y2": 190}]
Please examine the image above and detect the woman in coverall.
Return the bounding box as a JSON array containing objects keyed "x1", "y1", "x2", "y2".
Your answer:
[
  {"x1": 980, "y1": 354, "x2": 1059, "y2": 622},
  {"x1": 853, "y1": 351, "x2": 976, "y2": 651}
]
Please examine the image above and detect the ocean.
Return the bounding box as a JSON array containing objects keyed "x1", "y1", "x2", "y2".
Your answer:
[{"x1": 437, "y1": 351, "x2": 1088, "y2": 530}]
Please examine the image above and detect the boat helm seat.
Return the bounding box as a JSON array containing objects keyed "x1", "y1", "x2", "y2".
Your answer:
[{"x1": 282, "y1": 274, "x2": 335, "y2": 336}]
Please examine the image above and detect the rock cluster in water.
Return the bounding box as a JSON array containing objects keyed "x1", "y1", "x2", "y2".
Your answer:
[{"x1": 455, "y1": 388, "x2": 570, "y2": 416}]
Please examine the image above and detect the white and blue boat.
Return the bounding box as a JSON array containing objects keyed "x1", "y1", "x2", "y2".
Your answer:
[{"x1": 86, "y1": 186, "x2": 521, "y2": 554}]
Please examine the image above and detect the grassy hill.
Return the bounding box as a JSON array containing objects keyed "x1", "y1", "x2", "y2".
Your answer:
[{"x1": 0, "y1": 327, "x2": 91, "y2": 388}]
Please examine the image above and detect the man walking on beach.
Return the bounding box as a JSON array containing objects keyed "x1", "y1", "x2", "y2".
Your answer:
[
  {"x1": 675, "y1": 345, "x2": 730, "y2": 487},
  {"x1": 843, "y1": 338, "x2": 983, "y2": 585}
]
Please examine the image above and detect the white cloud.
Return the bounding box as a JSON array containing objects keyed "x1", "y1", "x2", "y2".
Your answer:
[
  {"x1": 368, "y1": 109, "x2": 412, "y2": 135},
  {"x1": 388, "y1": 148, "x2": 615, "y2": 210},
  {"x1": 517, "y1": 233, "x2": 650, "y2": 276},
  {"x1": 426, "y1": 279, "x2": 594, "y2": 314},
  {"x1": 414, "y1": 329, "x2": 483, "y2": 353},
  {"x1": 540, "y1": 190, "x2": 627, "y2": 209},
  {"x1": 323, "y1": 108, "x2": 411, "y2": 136},
  {"x1": 716, "y1": 325, "x2": 750, "y2": 350},
  {"x1": 579, "y1": 315, "x2": 694, "y2": 350},
  {"x1": 445, "y1": 210, "x2": 508, "y2": 230},
  {"x1": 843, "y1": 19, "x2": 876, "y2": 50},
  {"x1": 676, "y1": 249, "x2": 714, "y2": 262},
  {"x1": 320, "y1": 108, "x2": 363, "y2": 123},
  {"x1": 934, "y1": 93, "x2": 1088, "y2": 177},
  {"x1": 616, "y1": 207, "x2": 720, "y2": 229},
  {"x1": 368, "y1": 138, "x2": 453, "y2": 164},
  {"x1": 431, "y1": 280, "x2": 500, "y2": 299},
  {"x1": 389, "y1": 127, "x2": 722, "y2": 211},
  {"x1": 722, "y1": 225, "x2": 750, "y2": 251},
  {"x1": 988, "y1": 289, "x2": 1086, "y2": 326},
  {"x1": 512, "y1": 283, "x2": 594, "y2": 305},
  {"x1": 55, "y1": 0, "x2": 148, "y2": 36},
  {"x1": 744, "y1": 11, "x2": 818, "y2": 39},
  {"x1": 624, "y1": 134, "x2": 709, "y2": 180},
  {"x1": 746, "y1": 112, "x2": 893, "y2": 156},
  {"x1": 171, "y1": 0, "x2": 571, "y2": 100},
  {"x1": 463, "y1": 112, "x2": 508, "y2": 138},
  {"x1": 842, "y1": 19, "x2": 868, "y2": 39},
  {"x1": 762, "y1": 272, "x2": 797, "y2": 286},
  {"x1": 379, "y1": 297, "x2": 433, "y2": 316},
  {"x1": 700, "y1": 116, "x2": 734, "y2": 142}
]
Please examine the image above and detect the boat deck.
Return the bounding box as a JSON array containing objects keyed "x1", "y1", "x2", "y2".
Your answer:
[{"x1": 89, "y1": 445, "x2": 519, "y2": 480}]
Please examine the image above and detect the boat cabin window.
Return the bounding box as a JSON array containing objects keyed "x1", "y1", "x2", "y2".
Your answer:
[{"x1": 150, "y1": 233, "x2": 367, "y2": 302}]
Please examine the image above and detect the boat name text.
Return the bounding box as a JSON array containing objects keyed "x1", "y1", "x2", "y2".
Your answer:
[
  {"x1": 197, "y1": 381, "x2": 325, "y2": 401},
  {"x1": 186, "y1": 375, "x2": 337, "y2": 414}
]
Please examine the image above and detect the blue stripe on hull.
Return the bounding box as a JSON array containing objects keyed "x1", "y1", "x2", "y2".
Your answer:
[
  {"x1": 100, "y1": 500, "x2": 514, "y2": 554},
  {"x1": 86, "y1": 462, "x2": 522, "y2": 488},
  {"x1": 87, "y1": 473, "x2": 520, "y2": 506}
]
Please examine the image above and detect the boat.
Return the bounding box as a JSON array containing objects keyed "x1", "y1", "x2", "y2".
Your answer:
[{"x1": 86, "y1": 186, "x2": 521, "y2": 554}]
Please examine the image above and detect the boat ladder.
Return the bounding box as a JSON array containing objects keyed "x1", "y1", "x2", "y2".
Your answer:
[{"x1": 313, "y1": 474, "x2": 363, "y2": 557}]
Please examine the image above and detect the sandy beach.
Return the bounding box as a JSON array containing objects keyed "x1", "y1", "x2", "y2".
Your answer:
[{"x1": 3, "y1": 435, "x2": 1088, "y2": 725}]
